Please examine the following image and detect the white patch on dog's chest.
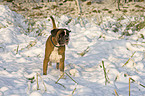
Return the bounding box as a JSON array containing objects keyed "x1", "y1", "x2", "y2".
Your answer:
[{"x1": 49, "y1": 47, "x2": 62, "y2": 63}]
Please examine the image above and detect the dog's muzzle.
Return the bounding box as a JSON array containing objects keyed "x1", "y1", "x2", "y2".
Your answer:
[{"x1": 58, "y1": 35, "x2": 69, "y2": 46}]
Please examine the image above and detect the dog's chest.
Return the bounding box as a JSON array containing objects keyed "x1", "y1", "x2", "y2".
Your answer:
[{"x1": 49, "y1": 47, "x2": 62, "y2": 63}]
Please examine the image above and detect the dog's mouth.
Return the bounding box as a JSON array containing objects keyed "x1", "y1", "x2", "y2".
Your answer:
[
  {"x1": 59, "y1": 41, "x2": 69, "y2": 46},
  {"x1": 65, "y1": 38, "x2": 69, "y2": 42}
]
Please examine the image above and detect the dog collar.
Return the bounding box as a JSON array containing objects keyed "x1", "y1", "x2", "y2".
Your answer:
[{"x1": 50, "y1": 36, "x2": 65, "y2": 47}]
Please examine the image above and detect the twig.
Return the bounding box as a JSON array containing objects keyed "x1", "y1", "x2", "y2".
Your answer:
[
  {"x1": 36, "y1": 73, "x2": 39, "y2": 90},
  {"x1": 75, "y1": 0, "x2": 82, "y2": 14},
  {"x1": 20, "y1": 30, "x2": 44, "y2": 51},
  {"x1": 125, "y1": 73, "x2": 145, "y2": 89},
  {"x1": 54, "y1": 0, "x2": 59, "y2": 6},
  {"x1": 117, "y1": 0, "x2": 121, "y2": 11},
  {"x1": 65, "y1": 72, "x2": 78, "y2": 84},
  {"x1": 114, "y1": 89, "x2": 119, "y2": 96},
  {"x1": 56, "y1": 82, "x2": 66, "y2": 89},
  {"x1": 111, "y1": 0, "x2": 116, "y2": 5},
  {"x1": 55, "y1": 72, "x2": 65, "y2": 84},
  {"x1": 27, "y1": 82, "x2": 31, "y2": 94},
  {"x1": 102, "y1": 61, "x2": 110, "y2": 85},
  {"x1": 27, "y1": 41, "x2": 37, "y2": 49},
  {"x1": 26, "y1": 30, "x2": 43, "y2": 49},
  {"x1": 75, "y1": 0, "x2": 85, "y2": 27},
  {"x1": 37, "y1": 73, "x2": 47, "y2": 91},
  {"x1": 130, "y1": 77, "x2": 145, "y2": 88},
  {"x1": 77, "y1": 46, "x2": 89, "y2": 57},
  {"x1": 72, "y1": 83, "x2": 77, "y2": 95},
  {"x1": 131, "y1": 44, "x2": 145, "y2": 47},
  {"x1": 55, "y1": 72, "x2": 78, "y2": 95},
  {"x1": 122, "y1": 51, "x2": 136, "y2": 67},
  {"x1": 55, "y1": 73, "x2": 66, "y2": 89},
  {"x1": 128, "y1": 76, "x2": 145, "y2": 96},
  {"x1": 16, "y1": 45, "x2": 19, "y2": 54},
  {"x1": 65, "y1": 72, "x2": 78, "y2": 95},
  {"x1": 129, "y1": 77, "x2": 131, "y2": 96}
]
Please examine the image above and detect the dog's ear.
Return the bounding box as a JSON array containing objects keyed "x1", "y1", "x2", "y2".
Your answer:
[
  {"x1": 67, "y1": 30, "x2": 71, "y2": 33},
  {"x1": 64, "y1": 29, "x2": 71, "y2": 33},
  {"x1": 51, "y1": 29, "x2": 59, "y2": 37}
]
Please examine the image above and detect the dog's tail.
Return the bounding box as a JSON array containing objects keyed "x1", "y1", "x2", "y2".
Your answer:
[{"x1": 50, "y1": 16, "x2": 56, "y2": 29}]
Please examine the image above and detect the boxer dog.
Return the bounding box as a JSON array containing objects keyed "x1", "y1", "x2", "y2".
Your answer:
[{"x1": 43, "y1": 16, "x2": 71, "y2": 76}]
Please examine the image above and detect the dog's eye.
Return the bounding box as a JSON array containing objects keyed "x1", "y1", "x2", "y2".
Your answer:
[
  {"x1": 59, "y1": 34, "x2": 63, "y2": 38},
  {"x1": 63, "y1": 31, "x2": 69, "y2": 36},
  {"x1": 59, "y1": 31, "x2": 69, "y2": 38},
  {"x1": 60, "y1": 32, "x2": 64, "y2": 36}
]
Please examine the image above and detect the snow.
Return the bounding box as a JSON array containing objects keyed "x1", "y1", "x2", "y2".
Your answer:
[{"x1": 0, "y1": 5, "x2": 145, "y2": 96}]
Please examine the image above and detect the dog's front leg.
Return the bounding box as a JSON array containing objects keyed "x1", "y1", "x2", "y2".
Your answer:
[
  {"x1": 43, "y1": 38, "x2": 52, "y2": 75},
  {"x1": 59, "y1": 62, "x2": 64, "y2": 72},
  {"x1": 43, "y1": 58, "x2": 49, "y2": 75},
  {"x1": 59, "y1": 56, "x2": 65, "y2": 76}
]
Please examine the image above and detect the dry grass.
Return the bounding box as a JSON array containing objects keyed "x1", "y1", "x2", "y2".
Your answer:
[{"x1": 0, "y1": 1, "x2": 144, "y2": 19}]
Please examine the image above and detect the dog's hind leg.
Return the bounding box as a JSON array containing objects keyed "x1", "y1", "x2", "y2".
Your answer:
[{"x1": 56, "y1": 63, "x2": 59, "y2": 69}]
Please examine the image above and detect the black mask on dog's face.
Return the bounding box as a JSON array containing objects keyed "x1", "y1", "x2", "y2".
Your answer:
[{"x1": 51, "y1": 29, "x2": 71, "y2": 46}]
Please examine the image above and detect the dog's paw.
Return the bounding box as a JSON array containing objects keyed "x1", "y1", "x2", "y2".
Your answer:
[{"x1": 43, "y1": 73, "x2": 47, "y2": 75}]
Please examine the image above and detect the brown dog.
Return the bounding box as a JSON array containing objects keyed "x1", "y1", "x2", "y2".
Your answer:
[{"x1": 43, "y1": 16, "x2": 71, "y2": 75}]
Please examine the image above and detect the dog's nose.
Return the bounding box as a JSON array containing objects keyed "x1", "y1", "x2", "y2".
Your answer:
[
  {"x1": 66, "y1": 38, "x2": 69, "y2": 41},
  {"x1": 65, "y1": 37, "x2": 69, "y2": 41}
]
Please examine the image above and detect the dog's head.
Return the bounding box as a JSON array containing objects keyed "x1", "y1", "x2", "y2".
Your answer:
[{"x1": 51, "y1": 29, "x2": 71, "y2": 46}]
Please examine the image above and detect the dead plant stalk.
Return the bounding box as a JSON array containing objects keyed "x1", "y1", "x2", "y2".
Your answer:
[
  {"x1": 114, "y1": 89, "x2": 119, "y2": 96},
  {"x1": 36, "y1": 73, "x2": 47, "y2": 91},
  {"x1": 129, "y1": 77, "x2": 131, "y2": 96},
  {"x1": 122, "y1": 51, "x2": 136, "y2": 67},
  {"x1": 102, "y1": 61, "x2": 110, "y2": 85},
  {"x1": 55, "y1": 72, "x2": 78, "y2": 95}
]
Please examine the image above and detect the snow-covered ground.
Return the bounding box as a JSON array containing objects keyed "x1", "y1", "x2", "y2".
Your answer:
[{"x1": 0, "y1": 5, "x2": 145, "y2": 96}]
